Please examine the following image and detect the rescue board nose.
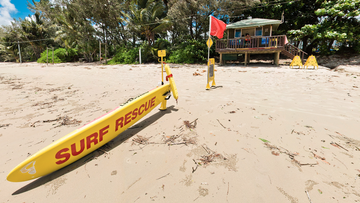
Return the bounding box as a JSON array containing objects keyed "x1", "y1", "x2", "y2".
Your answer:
[{"x1": 164, "y1": 65, "x2": 178, "y2": 101}]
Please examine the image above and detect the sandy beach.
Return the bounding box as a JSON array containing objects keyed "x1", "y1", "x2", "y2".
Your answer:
[{"x1": 1, "y1": 61, "x2": 360, "y2": 203}]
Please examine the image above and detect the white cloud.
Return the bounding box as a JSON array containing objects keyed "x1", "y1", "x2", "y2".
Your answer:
[
  {"x1": 25, "y1": 14, "x2": 36, "y2": 22},
  {"x1": 0, "y1": 0, "x2": 17, "y2": 26}
]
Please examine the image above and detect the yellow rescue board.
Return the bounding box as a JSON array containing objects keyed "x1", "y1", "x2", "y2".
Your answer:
[{"x1": 7, "y1": 65, "x2": 178, "y2": 182}]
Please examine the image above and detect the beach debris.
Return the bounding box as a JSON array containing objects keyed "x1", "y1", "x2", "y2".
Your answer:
[
  {"x1": 55, "y1": 116, "x2": 82, "y2": 128},
  {"x1": 198, "y1": 145, "x2": 226, "y2": 166},
  {"x1": 0, "y1": 124, "x2": 10, "y2": 128},
  {"x1": 291, "y1": 129, "x2": 305, "y2": 135},
  {"x1": 30, "y1": 116, "x2": 81, "y2": 128},
  {"x1": 216, "y1": 119, "x2": 226, "y2": 129},
  {"x1": 259, "y1": 138, "x2": 270, "y2": 143},
  {"x1": 311, "y1": 152, "x2": 330, "y2": 165},
  {"x1": 264, "y1": 143, "x2": 317, "y2": 167},
  {"x1": 272, "y1": 151, "x2": 280, "y2": 156},
  {"x1": 193, "y1": 72, "x2": 202, "y2": 76},
  {"x1": 229, "y1": 111, "x2": 236, "y2": 113},
  {"x1": 192, "y1": 159, "x2": 200, "y2": 173},
  {"x1": 184, "y1": 118, "x2": 198, "y2": 129},
  {"x1": 318, "y1": 189, "x2": 323, "y2": 194},
  {"x1": 199, "y1": 153, "x2": 220, "y2": 166},
  {"x1": 305, "y1": 190, "x2": 312, "y2": 203},
  {"x1": 156, "y1": 173, "x2": 170, "y2": 180},
  {"x1": 335, "y1": 131, "x2": 343, "y2": 136},
  {"x1": 330, "y1": 142, "x2": 348, "y2": 151},
  {"x1": 132, "y1": 135, "x2": 151, "y2": 145},
  {"x1": 165, "y1": 135, "x2": 197, "y2": 146},
  {"x1": 163, "y1": 134, "x2": 180, "y2": 144}
]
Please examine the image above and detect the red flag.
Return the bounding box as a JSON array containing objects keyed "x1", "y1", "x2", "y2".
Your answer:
[{"x1": 210, "y1": 16, "x2": 227, "y2": 39}]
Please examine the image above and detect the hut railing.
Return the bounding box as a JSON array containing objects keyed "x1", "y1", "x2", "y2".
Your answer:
[{"x1": 216, "y1": 35, "x2": 288, "y2": 51}]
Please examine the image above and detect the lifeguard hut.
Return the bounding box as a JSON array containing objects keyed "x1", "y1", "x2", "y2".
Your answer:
[{"x1": 216, "y1": 17, "x2": 307, "y2": 65}]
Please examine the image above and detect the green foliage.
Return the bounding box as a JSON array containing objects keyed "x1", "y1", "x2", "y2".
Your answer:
[
  {"x1": 107, "y1": 47, "x2": 140, "y2": 64},
  {"x1": 287, "y1": 0, "x2": 360, "y2": 55},
  {"x1": 37, "y1": 48, "x2": 78, "y2": 63},
  {"x1": 168, "y1": 39, "x2": 208, "y2": 64}
]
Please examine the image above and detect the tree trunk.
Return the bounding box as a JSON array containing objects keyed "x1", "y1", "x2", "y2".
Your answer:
[
  {"x1": 328, "y1": 40, "x2": 334, "y2": 51},
  {"x1": 189, "y1": 16, "x2": 194, "y2": 39}
]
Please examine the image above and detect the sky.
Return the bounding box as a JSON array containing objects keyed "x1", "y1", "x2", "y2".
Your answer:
[{"x1": 0, "y1": 0, "x2": 34, "y2": 26}]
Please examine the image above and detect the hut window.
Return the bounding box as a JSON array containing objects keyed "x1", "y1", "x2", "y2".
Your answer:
[
  {"x1": 235, "y1": 30, "x2": 241, "y2": 38},
  {"x1": 242, "y1": 28, "x2": 254, "y2": 36},
  {"x1": 256, "y1": 27, "x2": 262, "y2": 36},
  {"x1": 263, "y1": 25, "x2": 271, "y2": 36},
  {"x1": 229, "y1": 30, "x2": 234, "y2": 38}
]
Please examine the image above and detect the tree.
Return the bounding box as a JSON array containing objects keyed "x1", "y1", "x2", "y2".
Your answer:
[
  {"x1": 122, "y1": 0, "x2": 170, "y2": 46},
  {"x1": 288, "y1": 0, "x2": 360, "y2": 54}
]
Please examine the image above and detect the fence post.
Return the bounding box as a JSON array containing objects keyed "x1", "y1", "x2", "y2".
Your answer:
[
  {"x1": 105, "y1": 43, "x2": 107, "y2": 64},
  {"x1": 139, "y1": 48, "x2": 141, "y2": 64},
  {"x1": 17, "y1": 41, "x2": 22, "y2": 63},
  {"x1": 52, "y1": 47, "x2": 54, "y2": 64},
  {"x1": 46, "y1": 48, "x2": 48, "y2": 65}
]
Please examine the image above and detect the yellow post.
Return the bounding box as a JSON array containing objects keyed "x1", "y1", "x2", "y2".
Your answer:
[
  {"x1": 159, "y1": 100, "x2": 167, "y2": 111},
  {"x1": 158, "y1": 50, "x2": 166, "y2": 82}
]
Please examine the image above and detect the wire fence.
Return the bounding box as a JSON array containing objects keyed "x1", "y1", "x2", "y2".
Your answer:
[{"x1": 0, "y1": 38, "x2": 110, "y2": 64}]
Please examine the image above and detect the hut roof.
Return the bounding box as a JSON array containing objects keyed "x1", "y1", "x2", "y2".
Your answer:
[{"x1": 226, "y1": 18, "x2": 282, "y2": 30}]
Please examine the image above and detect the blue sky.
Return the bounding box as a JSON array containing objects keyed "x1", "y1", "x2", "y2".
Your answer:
[{"x1": 0, "y1": 0, "x2": 34, "y2": 26}]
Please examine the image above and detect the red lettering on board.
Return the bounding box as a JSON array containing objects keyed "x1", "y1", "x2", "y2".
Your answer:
[
  {"x1": 124, "y1": 111, "x2": 132, "y2": 126},
  {"x1": 55, "y1": 148, "x2": 70, "y2": 164},
  {"x1": 86, "y1": 132, "x2": 98, "y2": 149},
  {"x1": 115, "y1": 117, "x2": 124, "y2": 131},
  {"x1": 138, "y1": 104, "x2": 144, "y2": 115},
  {"x1": 144, "y1": 101, "x2": 150, "y2": 111},
  {"x1": 132, "y1": 108, "x2": 138, "y2": 120},
  {"x1": 151, "y1": 96, "x2": 156, "y2": 107},
  {"x1": 99, "y1": 125, "x2": 109, "y2": 142},
  {"x1": 71, "y1": 139, "x2": 85, "y2": 156},
  {"x1": 55, "y1": 125, "x2": 111, "y2": 165}
]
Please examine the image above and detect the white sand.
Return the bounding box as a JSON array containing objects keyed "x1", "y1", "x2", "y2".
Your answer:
[{"x1": 1, "y1": 62, "x2": 360, "y2": 202}]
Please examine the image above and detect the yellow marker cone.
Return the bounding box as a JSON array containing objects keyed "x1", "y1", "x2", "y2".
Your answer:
[
  {"x1": 304, "y1": 55, "x2": 318, "y2": 69},
  {"x1": 290, "y1": 56, "x2": 303, "y2": 69}
]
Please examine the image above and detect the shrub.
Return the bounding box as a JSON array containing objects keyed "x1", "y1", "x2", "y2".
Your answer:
[
  {"x1": 107, "y1": 47, "x2": 139, "y2": 64},
  {"x1": 168, "y1": 39, "x2": 208, "y2": 64},
  {"x1": 37, "y1": 48, "x2": 78, "y2": 63}
]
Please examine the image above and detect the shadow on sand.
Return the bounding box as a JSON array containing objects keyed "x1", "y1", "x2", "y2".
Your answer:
[{"x1": 12, "y1": 105, "x2": 178, "y2": 195}]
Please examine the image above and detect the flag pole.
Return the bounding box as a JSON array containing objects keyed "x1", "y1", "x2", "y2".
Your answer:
[
  {"x1": 207, "y1": 15, "x2": 211, "y2": 85},
  {"x1": 208, "y1": 15, "x2": 211, "y2": 63}
]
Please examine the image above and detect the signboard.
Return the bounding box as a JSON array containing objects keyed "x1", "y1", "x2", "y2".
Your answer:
[
  {"x1": 206, "y1": 38, "x2": 213, "y2": 48},
  {"x1": 209, "y1": 63, "x2": 214, "y2": 78},
  {"x1": 158, "y1": 50, "x2": 166, "y2": 57},
  {"x1": 206, "y1": 58, "x2": 216, "y2": 89}
]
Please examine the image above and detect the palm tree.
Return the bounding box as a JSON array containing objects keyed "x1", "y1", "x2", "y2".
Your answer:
[{"x1": 123, "y1": 0, "x2": 171, "y2": 45}]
